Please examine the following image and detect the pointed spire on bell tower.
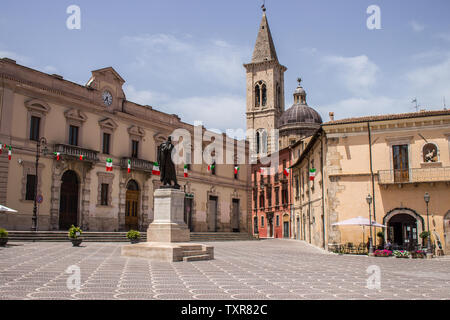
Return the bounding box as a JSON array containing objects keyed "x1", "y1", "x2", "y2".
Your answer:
[{"x1": 251, "y1": 5, "x2": 279, "y2": 63}]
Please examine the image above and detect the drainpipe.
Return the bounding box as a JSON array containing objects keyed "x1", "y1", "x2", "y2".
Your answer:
[
  {"x1": 320, "y1": 133, "x2": 326, "y2": 249},
  {"x1": 367, "y1": 122, "x2": 376, "y2": 247}
]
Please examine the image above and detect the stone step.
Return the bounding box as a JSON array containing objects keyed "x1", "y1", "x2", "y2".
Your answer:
[
  {"x1": 182, "y1": 249, "x2": 208, "y2": 256},
  {"x1": 183, "y1": 254, "x2": 211, "y2": 262}
]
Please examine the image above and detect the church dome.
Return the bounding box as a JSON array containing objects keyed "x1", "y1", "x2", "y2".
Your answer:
[
  {"x1": 278, "y1": 78, "x2": 322, "y2": 127},
  {"x1": 278, "y1": 103, "x2": 322, "y2": 127}
]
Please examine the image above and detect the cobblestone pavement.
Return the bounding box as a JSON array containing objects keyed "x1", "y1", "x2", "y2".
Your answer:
[{"x1": 0, "y1": 239, "x2": 449, "y2": 300}]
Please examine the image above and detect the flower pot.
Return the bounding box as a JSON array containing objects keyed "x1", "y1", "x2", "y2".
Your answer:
[
  {"x1": 0, "y1": 237, "x2": 8, "y2": 247},
  {"x1": 70, "y1": 238, "x2": 83, "y2": 247},
  {"x1": 130, "y1": 238, "x2": 140, "y2": 244}
]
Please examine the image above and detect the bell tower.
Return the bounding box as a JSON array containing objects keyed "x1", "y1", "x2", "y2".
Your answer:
[{"x1": 244, "y1": 6, "x2": 287, "y2": 155}]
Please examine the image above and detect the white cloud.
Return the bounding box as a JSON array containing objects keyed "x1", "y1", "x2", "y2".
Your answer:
[
  {"x1": 120, "y1": 33, "x2": 250, "y2": 90},
  {"x1": 435, "y1": 32, "x2": 450, "y2": 42},
  {"x1": 124, "y1": 85, "x2": 169, "y2": 106},
  {"x1": 410, "y1": 20, "x2": 425, "y2": 32},
  {"x1": 0, "y1": 49, "x2": 31, "y2": 65},
  {"x1": 320, "y1": 55, "x2": 379, "y2": 96}
]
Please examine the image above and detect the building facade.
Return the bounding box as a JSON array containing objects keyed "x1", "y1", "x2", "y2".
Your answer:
[
  {"x1": 0, "y1": 58, "x2": 251, "y2": 233},
  {"x1": 291, "y1": 110, "x2": 450, "y2": 254},
  {"x1": 251, "y1": 147, "x2": 292, "y2": 239}
]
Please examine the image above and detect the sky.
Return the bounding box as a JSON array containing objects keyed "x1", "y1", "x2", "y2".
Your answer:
[{"x1": 1, "y1": 0, "x2": 450, "y2": 132}]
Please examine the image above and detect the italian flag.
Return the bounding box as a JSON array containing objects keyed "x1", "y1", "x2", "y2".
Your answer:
[
  {"x1": 152, "y1": 162, "x2": 160, "y2": 176},
  {"x1": 283, "y1": 168, "x2": 290, "y2": 177},
  {"x1": 54, "y1": 152, "x2": 61, "y2": 161},
  {"x1": 0, "y1": 144, "x2": 2, "y2": 154},
  {"x1": 8, "y1": 146, "x2": 11, "y2": 160},
  {"x1": 127, "y1": 159, "x2": 131, "y2": 173},
  {"x1": 184, "y1": 164, "x2": 189, "y2": 177},
  {"x1": 234, "y1": 166, "x2": 240, "y2": 174},
  {"x1": 79, "y1": 155, "x2": 84, "y2": 161},
  {"x1": 309, "y1": 168, "x2": 316, "y2": 181},
  {"x1": 106, "y1": 158, "x2": 113, "y2": 171},
  {"x1": 208, "y1": 164, "x2": 215, "y2": 171}
]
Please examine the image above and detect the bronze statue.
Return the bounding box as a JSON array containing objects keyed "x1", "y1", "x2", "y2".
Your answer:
[{"x1": 157, "y1": 136, "x2": 180, "y2": 189}]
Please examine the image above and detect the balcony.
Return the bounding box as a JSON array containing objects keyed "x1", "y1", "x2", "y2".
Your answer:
[
  {"x1": 378, "y1": 167, "x2": 450, "y2": 185},
  {"x1": 121, "y1": 157, "x2": 154, "y2": 173},
  {"x1": 54, "y1": 144, "x2": 99, "y2": 162}
]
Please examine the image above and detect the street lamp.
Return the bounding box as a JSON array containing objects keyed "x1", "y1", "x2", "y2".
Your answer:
[
  {"x1": 31, "y1": 137, "x2": 48, "y2": 232},
  {"x1": 366, "y1": 194, "x2": 374, "y2": 255},
  {"x1": 424, "y1": 192, "x2": 432, "y2": 258}
]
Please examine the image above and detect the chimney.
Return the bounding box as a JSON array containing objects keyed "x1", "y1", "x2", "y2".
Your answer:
[{"x1": 329, "y1": 112, "x2": 335, "y2": 121}]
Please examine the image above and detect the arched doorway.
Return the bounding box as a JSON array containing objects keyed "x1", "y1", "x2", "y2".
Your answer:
[
  {"x1": 384, "y1": 208, "x2": 424, "y2": 250},
  {"x1": 125, "y1": 180, "x2": 139, "y2": 230},
  {"x1": 59, "y1": 170, "x2": 79, "y2": 230}
]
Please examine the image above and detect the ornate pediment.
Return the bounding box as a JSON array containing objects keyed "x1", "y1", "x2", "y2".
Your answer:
[
  {"x1": 64, "y1": 108, "x2": 87, "y2": 124},
  {"x1": 98, "y1": 118, "x2": 118, "y2": 131},
  {"x1": 25, "y1": 99, "x2": 51, "y2": 114},
  {"x1": 128, "y1": 125, "x2": 145, "y2": 138}
]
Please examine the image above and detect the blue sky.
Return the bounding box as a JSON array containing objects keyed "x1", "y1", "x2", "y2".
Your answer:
[{"x1": 1, "y1": 0, "x2": 450, "y2": 131}]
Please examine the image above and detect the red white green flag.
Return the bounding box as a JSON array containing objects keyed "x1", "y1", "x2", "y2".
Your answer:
[
  {"x1": 106, "y1": 158, "x2": 113, "y2": 171},
  {"x1": 309, "y1": 168, "x2": 316, "y2": 181},
  {"x1": 8, "y1": 146, "x2": 11, "y2": 160},
  {"x1": 184, "y1": 164, "x2": 189, "y2": 177},
  {"x1": 283, "y1": 168, "x2": 290, "y2": 177},
  {"x1": 127, "y1": 159, "x2": 131, "y2": 173},
  {"x1": 152, "y1": 162, "x2": 160, "y2": 176},
  {"x1": 79, "y1": 155, "x2": 84, "y2": 161},
  {"x1": 234, "y1": 166, "x2": 240, "y2": 174},
  {"x1": 0, "y1": 144, "x2": 2, "y2": 155},
  {"x1": 208, "y1": 164, "x2": 215, "y2": 171},
  {"x1": 54, "y1": 152, "x2": 60, "y2": 161}
]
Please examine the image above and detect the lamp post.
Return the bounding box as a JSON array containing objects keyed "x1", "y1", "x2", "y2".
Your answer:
[
  {"x1": 424, "y1": 192, "x2": 432, "y2": 259},
  {"x1": 366, "y1": 194, "x2": 374, "y2": 256},
  {"x1": 31, "y1": 137, "x2": 48, "y2": 232}
]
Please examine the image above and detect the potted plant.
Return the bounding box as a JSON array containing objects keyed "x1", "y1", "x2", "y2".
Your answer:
[
  {"x1": 420, "y1": 231, "x2": 431, "y2": 246},
  {"x1": 126, "y1": 230, "x2": 141, "y2": 244},
  {"x1": 0, "y1": 228, "x2": 8, "y2": 247},
  {"x1": 373, "y1": 249, "x2": 392, "y2": 257},
  {"x1": 393, "y1": 250, "x2": 410, "y2": 258},
  {"x1": 411, "y1": 250, "x2": 426, "y2": 259},
  {"x1": 68, "y1": 225, "x2": 83, "y2": 247},
  {"x1": 377, "y1": 231, "x2": 385, "y2": 249}
]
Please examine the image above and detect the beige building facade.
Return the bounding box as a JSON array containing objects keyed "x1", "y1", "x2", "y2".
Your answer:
[
  {"x1": 291, "y1": 110, "x2": 450, "y2": 254},
  {"x1": 0, "y1": 58, "x2": 250, "y2": 233}
]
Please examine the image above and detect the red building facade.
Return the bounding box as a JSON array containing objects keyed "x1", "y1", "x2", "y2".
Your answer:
[{"x1": 251, "y1": 147, "x2": 292, "y2": 239}]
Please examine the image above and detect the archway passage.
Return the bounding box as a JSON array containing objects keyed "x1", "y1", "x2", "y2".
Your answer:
[
  {"x1": 125, "y1": 180, "x2": 139, "y2": 231},
  {"x1": 387, "y1": 213, "x2": 418, "y2": 249},
  {"x1": 59, "y1": 170, "x2": 79, "y2": 230}
]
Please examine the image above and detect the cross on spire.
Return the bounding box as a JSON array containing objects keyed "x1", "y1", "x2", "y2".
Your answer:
[{"x1": 297, "y1": 77, "x2": 302, "y2": 86}]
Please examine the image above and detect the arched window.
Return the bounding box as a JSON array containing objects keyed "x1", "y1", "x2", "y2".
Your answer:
[
  {"x1": 261, "y1": 130, "x2": 268, "y2": 154},
  {"x1": 276, "y1": 83, "x2": 281, "y2": 109},
  {"x1": 423, "y1": 143, "x2": 438, "y2": 163},
  {"x1": 255, "y1": 85, "x2": 260, "y2": 107},
  {"x1": 262, "y1": 84, "x2": 267, "y2": 106}
]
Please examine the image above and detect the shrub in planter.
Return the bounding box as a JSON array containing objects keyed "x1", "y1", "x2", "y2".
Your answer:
[
  {"x1": 373, "y1": 249, "x2": 392, "y2": 257},
  {"x1": 377, "y1": 231, "x2": 385, "y2": 247},
  {"x1": 0, "y1": 228, "x2": 8, "y2": 247},
  {"x1": 411, "y1": 250, "x2": 426, "y2": 259},
  {"x1": 419, "y1": 231, "x2": 431, "y2": 246},
  {"x1": 126, "y1": 230, "x2": 141, "y2": 244},
  {"x1": 68, "y1": 225, "x2": 83, "y2": 247},
  {"x1": 393, "y1": 250, "x2": 410, "y2": 258}
]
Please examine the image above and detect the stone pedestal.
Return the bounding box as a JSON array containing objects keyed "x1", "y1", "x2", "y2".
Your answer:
[
  {"x1": 147, "y1": 188, "x2": 190, "y2": 242},
  {"x1": 121, "y1": 188, "x2": 214, "y2": 262}
]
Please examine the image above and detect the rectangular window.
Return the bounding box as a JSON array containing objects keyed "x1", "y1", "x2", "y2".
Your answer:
[
  {"x1": 102, "y1": 133, "x2": 111, "y2": 154},
  {"x1": 259, "y1": 192, "x2": 265, "y2": 209},
  {"x1": 69, "y1": 125, "x2": 79, "y2": 146},
  {"x1": 267, "y1": 187, "x2": 272, "y2": 207},
  {"x1": 100, "y1": 183, "x2": 109, "y2": 206},
  {"x1": 295, "y1": 175, "x2": 299, "y2": 197},
  {"x1": 29, "y1": 116, "x2": 40, "y2": 141},
  {"x1": 276, "y1": 215, "x2": 280, "y2": 227},
  {"x1": 25, "y1": 174, "x2": 36, "y2": 200},
  {"x1": 261, "y1": 215, "x2": 264, "y2": 227},
  {"x1": 275, "y1": 187, "x2": 279, "y2": 205},
  {"x1": 131, "y1": 140, "x2": 139, "y2": 158}
]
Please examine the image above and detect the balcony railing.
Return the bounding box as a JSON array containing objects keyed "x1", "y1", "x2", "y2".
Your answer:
[
  {"x1": 378, "y1": 167, "x2": 450, "y2": 184},
  {"x1": 54, "y1": 144, "x2": 99, "y2": 162},
  {"x1": 121, "y1": 157, "x2": 154, "y2": 173}
]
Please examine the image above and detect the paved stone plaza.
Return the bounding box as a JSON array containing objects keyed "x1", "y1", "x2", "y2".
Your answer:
[{"x1": 0, "y1": 239, "x2": 449, "y2": 300}]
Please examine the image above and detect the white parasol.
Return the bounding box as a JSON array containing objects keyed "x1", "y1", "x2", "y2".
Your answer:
[{"x1": 0, "y1": 205, "x2": 18, "y2": 213}]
